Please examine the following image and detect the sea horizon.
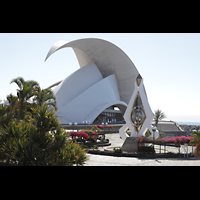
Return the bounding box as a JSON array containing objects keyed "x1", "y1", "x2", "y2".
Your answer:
[{"x1": 177, "y1": 121, "x2": 200, "y2": 126}]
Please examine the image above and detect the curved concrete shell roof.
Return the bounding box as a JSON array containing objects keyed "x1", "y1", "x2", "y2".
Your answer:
[
  {"x1": 45, "y1": 38, "x2": 139, "y2": 105},
  {"x1": 45, "y1": 38, "x2": 142, "y2": 124}
]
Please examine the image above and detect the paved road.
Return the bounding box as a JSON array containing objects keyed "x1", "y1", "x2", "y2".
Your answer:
[{"x1": 84, "y1": 133, "x2": 200, "y2": 166}]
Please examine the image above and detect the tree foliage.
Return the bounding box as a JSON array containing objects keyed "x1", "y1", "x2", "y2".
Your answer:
[
  {"x1": 33, "y1": 86, "x2": 57, "y2": 110},
  {"x1": 0, "y1": 77, "x2": 87, "y2": 166},
  {"x1": 0, "y1": 103, "x2": 87, "y2": 166},
  {"x1": 189, "y1": 131, "x2": 200, "y2": 159},
  {"x1": 154, "y1": 109, "x2": 167, "y2": 127},
  {"x1": 10, "y1": 77, "x2": 39, "y2": 120}
]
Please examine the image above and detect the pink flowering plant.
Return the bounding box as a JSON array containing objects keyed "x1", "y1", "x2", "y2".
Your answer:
[
  {"x1": 96, "y1": 125, "x2": 103, "y2": 129},
  {"x1": 69, "y1": 131, "x2": 88, "y2": 142},
  {"x1": 136, "y1": 136, "x2": 152, "y2": 143},
  {"x1": 82, "y1": 129, "x2": 98, "y2": 142},
  {"x1": 70, "y1": 130, "x2": 99, "y2": 143},
  {"x1": 106, "y1": 125, "x2": 113, "y2": 128},
  {"x1": 136, "y1": 136, "x2": 193, "y2": 145},
  {"x1": 174, "y1": 136, "x2": 193, "y2": 145}
]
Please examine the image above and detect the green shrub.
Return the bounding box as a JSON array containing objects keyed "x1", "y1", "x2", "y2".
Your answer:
[
  {"x1": 159, "y1": 131, "x2": 167, "y2": 138},
  {"x1": 113, "y1": 147, "x2": 122, "y2": 154},
  {"x1": 0, "y1": 77, "x2": 87, "y2": 166},
  {"x1": 82, "y1": 129, "x2": 98, "y2": 142},
  {"x1": 92, "y1": 145, "x2": 99, "y2": 150},
  {"x1": 91, "y1": 125, "x2": 101, "y2": 133},
  {"x1": 0, "y1": 104, "x2": 87, "y2": 166}
]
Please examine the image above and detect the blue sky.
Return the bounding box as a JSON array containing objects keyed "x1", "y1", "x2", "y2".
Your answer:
[{"x1": 1, "y1": 33, "x2": 200, "y2": 122}]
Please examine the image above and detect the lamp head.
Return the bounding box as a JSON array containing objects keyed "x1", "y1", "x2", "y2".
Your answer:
[
  {"x1": 136, "y1": 74, "x2": 142, "y2": 86},
  {"x1": 152, "y1": 126, "x2": 157, "y2": 132}
]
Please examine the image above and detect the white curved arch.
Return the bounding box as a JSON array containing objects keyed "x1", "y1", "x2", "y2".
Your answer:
[
  {"x1": 55, "y1": 74, "x2": 127, "y2": 124},
  {"x1": 87, "y1": 101, "x2": 127, "y2": 124},
  {"x1": 45, "y1": 38, "x2": 139, "y2": 105}
]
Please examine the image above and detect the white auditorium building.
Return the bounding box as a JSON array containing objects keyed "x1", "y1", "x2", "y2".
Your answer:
[{"x1": 45, "y1": 38, "x2": 145, "y2": 125}]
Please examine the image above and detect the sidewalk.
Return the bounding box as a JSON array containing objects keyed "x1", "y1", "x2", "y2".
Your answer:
[{"x1": 84, "y1": 154, "x2": 200, "y2": 166}]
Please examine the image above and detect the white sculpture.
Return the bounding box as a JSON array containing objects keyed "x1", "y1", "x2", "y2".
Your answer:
[{"x1": 119, "y1": 74, "x2": 159, "y2": 140}]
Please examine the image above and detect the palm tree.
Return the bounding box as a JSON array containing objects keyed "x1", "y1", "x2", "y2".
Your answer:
[
  {"x1": 33, "y1": 87, "x2": 57, "y2": 110},
  {"x1": 10, "y1": 77, "x2": 39, "y2": 120},
  {"x1": 154, "y1": 109, "x2": 167, "y2": 127}
]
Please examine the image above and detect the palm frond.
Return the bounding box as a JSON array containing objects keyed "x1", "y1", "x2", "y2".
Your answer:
[{"x1": 10, "y1": 77, "x2": 25, "y2": 90}]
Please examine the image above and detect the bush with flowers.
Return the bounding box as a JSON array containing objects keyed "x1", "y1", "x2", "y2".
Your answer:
[
  {"x1": 69, "y1": 130, "x2": 99, "y2": 143},
  {"x1": 136, "y1": 136, "x2": 152, "y2": 144},
  {"x1": 106, "y1": 125, "x2": 113, "y2": 128},
  {"x1": 136, "y1": 135, "x2": 193, "y2": 145},
  {"x1": 91, "y1": 125, "x2": 101, "y2": 133},
  {"x1": 82, "y1": 129, "x2": 98, "y2": 142},
  {"x1": 96, "y1": 125, "x2": 103, "y2": 129},
  {"x1": 69, "y1": 131, "x2": 88, "y2": 142},
  {"x1": 174, "y1": 136, "x2": 192, "y2": 145}
]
